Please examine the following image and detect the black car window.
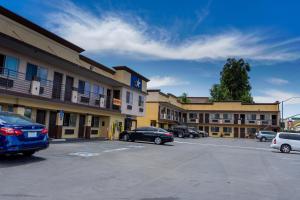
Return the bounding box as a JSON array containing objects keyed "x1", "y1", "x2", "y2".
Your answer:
[
  {"x1": 288, "y1": 134, "x2": 300, "y2": 140},
  {"x1": 157, "y1": 128, "x2": 167, "y2": 132},
  {"x1": 279, "y1": 133, "x2": 289, "y2": 139},
  {"x1": 135, "y1": 127, "x2": 147, "y2": 131},
  {"x1": 0, "y1": 113, "x2": 34, "y2": 125}
]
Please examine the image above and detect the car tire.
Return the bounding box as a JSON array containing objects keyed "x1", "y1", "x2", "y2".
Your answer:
[
  {"x1": 280, "y1": 144, "x2": 291, "y2": 153},
  {"x1": 23, "y1": 151, "x2": 35, "y2": 157},
  {"x1": 154, "y1": 137, "x2": 162, "y2": 145},
  {"x1": 260, "y1": 137, "x2": 266, "y2": 142},
  {"x1": 189, "y1": 134, "x2": 194, "y2": 138},
  {"x1": 200, "y1": 134, "x2": 204, "y2": 138},
  {"x1": 123, "y1": 134, "x2": 130, "y2": 141}
]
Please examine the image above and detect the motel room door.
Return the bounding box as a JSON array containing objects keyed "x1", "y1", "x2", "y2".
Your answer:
[
  {"x1": 48, "y1": 111, "x2": 57, "y2": 139},
  {"x1": 234, "y1": 127, "x2": 239, "y2": 138},
  {"x1": 240, "y1": 128, "x2": 245, "y2": 138},
  {"x1": 78, "y1": 115, "x2": 85, "y2": 138},
  {"x1": 64, "y1": 76, "x2": 74, "y2": 102},
  {"x1": 52, "y1": 72, "x2": 63, "y2": 100}
]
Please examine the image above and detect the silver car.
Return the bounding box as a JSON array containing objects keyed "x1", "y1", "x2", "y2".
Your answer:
[{"x1": 256, "y1": 131, "x2": 276, "y2": 142}]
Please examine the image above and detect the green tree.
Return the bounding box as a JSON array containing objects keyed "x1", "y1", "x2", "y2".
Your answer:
[
  {"x1": 179, "y1": 92, "x2": 191, "y2": 103},
  {"x1": 210, "y1": 58, "x2": 253, "y2": 103}
]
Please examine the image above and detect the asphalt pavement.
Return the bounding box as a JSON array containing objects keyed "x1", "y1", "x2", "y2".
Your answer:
[{"x1": 1, "y1": 138, "x2": 300, "y2": 200}]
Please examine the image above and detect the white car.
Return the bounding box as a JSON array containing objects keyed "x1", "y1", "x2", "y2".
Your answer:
[{"x1": 270, "y1": 132, "x2": 300, "y2": 153}]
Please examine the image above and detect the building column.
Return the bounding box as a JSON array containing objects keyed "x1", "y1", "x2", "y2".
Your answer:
[
  {"x1": 55, "y1": 111, "x2": 64, "y2": 139},
  {"x1": 85, "y1": 115, "x2": 92, "y2": 139},
  {"x1": 14, "y1": 105, "x2": 25, "y2": 116}
]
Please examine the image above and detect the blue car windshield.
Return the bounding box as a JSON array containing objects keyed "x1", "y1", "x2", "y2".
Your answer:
[{"x1": 0, "y1": 113, "x2": 34, "y2": 125}]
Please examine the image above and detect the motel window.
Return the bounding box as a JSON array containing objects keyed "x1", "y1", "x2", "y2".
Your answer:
[
  {"x1": 93, "y1": 84, "x2": 104, "y2": 97},
  {"x1": 247, "y1": 114, "x2": 257, "y2": 120},
  {"x1": 78, "y1": 80, "x2": 90, "y2": 96},
  {"x1": 211, "y1": 127, "x2": 220, "y2": 132},
  {"x1": 0, "y1": 54, "x2": 19, "y2": 78},
  {"x1": 0, "y1": 105, "x2": 2, "y2": 112},
  {"x1": 211, "y1": 113, "x2": 220, "y2": 119},
  {"x1": 91, "y1": 116, "x2": 100, "y2": 128},
  {"x1": 25, "y1": 63, "x2": 48, "y2": 85},
  {"x1": 223, "y1": 113, "x2": 232, "y2": 119},
  {"x1": 63, "y1": 113, "x2": 77, "y2": 127},
  {"x1": 223, "y1": 127, "x2": 232, "y2": 133},
  {"x1": 0, "y1": 54, "x2": 4, "y2": 72},
  {"x1": 189, "y1": 113, "x2": 197, "y2": 119},
  {"x1": 138, "y1": 95, "x2": 144, "y2": 107},
  {"x1": 126, "y1": 91, "x2": 133, "y2": 105},
  {"x1": 24, "y1": 108, "x2": 32, "y2": 119},
  {"x1": 7, "y1": 105, "x2": 14, "y2": 112}
]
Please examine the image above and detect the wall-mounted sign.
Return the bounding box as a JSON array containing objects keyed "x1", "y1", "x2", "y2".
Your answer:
[
  {"x1": 131, "y1": 75, "x2": 142, "y2": 90},
  {"x1": 59, "y1": 110, "x2": 64, "y2": 121},
  {"x1": 113, "y1": 98, "x2": 122, "y2": 106}
]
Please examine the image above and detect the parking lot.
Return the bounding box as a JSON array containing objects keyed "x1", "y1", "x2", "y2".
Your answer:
[{"x1": 1, "y1": 138, "x2": 300, "y2": 200}]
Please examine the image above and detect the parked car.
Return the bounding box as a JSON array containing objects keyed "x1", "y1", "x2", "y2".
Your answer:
[
  {"x1": 170, "y1": 126, "x2": 202, "y2": 138},
  {"x1": 0, "y1": 112, "x2": 49, "y2": 156},
  {"x1": 119, "y1": 127, "x2": 174, "y2": 145},
  {"x1": 256, "y1": 130, "x2": 277, "y2": 142},
  {"x1": 271, "y1": 132, "x2": 300, "y2": 153},
  {"x1": 197, "y1": 130, "x2": 209, "y2": 137}
]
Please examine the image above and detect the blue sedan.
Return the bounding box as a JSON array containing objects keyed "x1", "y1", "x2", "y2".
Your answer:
[{"x1": 0, "y1": 112, "x2": 49, "y2": 156}]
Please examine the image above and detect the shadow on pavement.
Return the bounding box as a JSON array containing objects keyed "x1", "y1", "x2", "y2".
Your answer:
[{"x1": 0, "y1": 154, "x2": 46, "y2": 168}]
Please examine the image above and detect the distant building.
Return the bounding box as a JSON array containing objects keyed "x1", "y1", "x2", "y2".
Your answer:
[{"x1": 137, "y1": 90, "x2": 280, "y2": 138}]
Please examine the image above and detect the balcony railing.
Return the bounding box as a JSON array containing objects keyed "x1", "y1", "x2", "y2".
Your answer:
[{"x1": 0, "y1": 68, "x2": 119, "y2": 111}]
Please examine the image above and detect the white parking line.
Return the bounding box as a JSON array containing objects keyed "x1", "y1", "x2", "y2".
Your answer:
[
  {"x1": 174, "y1": 140, "x2": 272, "y2": 151},
  {"x1": 103, "y1": 148, "x2": 130, "y2": 153},
  {"x1": 69, "y1": 145, "x2": 145, "y2": 157}
]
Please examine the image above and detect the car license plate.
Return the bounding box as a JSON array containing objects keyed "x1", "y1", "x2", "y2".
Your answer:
[{"x1": 27, "y1": 132, "x2": 37, "y2": 138}]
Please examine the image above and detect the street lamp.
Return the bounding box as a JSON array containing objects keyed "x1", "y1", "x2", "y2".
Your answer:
[{"x1": 281, "y1": 97, "x2": 300, "y2": 129}]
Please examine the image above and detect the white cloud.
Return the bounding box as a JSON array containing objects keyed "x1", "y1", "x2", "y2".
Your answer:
[
  {"x1": 254, "y1": 89, "x2": 300, "y2": 104},
  {"x1": 266, "y1": 77, "x2": 289, "y2": 85},
  {"x1": 147, "y1": 76, "x2": 189, "y2": 89},
  {"x1": 45, "y1": 1, "x2": 300, "y2": 62}
]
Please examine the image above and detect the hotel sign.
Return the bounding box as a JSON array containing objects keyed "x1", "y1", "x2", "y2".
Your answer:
[{"x1": 131, "y1": 75, "x2": 142, "y2": 90}]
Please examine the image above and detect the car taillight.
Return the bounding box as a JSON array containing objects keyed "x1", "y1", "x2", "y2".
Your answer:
[
  {"x1": 0, "y1": 127, "x2": 23, "y2": 136},
  {"x1": 273, "y1": 138, "x2": 276, "y2": 144},
  {"x1": 164, "y1": 132, "x2": 173, "y2": 136},
  {"x1": 41, "y1": 128, "x2": 48, "y2": 135}
]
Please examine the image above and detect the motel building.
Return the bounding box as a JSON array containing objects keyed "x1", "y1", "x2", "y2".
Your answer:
[
  {"x1": 137, "y1": 90, "x2": 280, "y2": 138},
  {"x1": 0, "y1": 6, "x2": 149, "y2": 140}
]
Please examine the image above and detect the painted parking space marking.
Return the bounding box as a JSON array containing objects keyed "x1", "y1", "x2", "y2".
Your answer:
[
  {"x1": 69, "y1": 152, "x2": 100, "y2": 157},
  {"x1": 174, "y1": 140, "x2": 271, "y2": 151},
  {"x1": 103, "y1": 148, "x2": 130, "y2": 153},
  {"x1": 69, "y1": 145, "x2": 145, "y2": 157}
]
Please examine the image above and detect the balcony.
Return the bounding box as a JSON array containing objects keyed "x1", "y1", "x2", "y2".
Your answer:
[
  {"x1": 187, "y1": 118, "x2": 199, "y2": 123},
  {"x1": 0, "y1": 68, "x2": 119, "y2": 112}
]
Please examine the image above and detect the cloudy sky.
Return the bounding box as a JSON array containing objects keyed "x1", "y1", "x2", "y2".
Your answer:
[{"x1": 2, "y1": 0, "x2": 300, "y2": 118}]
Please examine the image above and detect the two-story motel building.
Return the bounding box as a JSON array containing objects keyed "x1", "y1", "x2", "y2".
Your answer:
[
  {"x1": 0, "y1": 6, "x2": 149, "y2": 140},
  {"x1": 137, "y1": 90, "x2": 280, "y2": 138}
]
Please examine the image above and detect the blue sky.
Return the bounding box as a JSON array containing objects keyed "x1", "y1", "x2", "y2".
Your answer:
[{"x1": 1, "y1": 0, "x2": 300, "y2": 117}]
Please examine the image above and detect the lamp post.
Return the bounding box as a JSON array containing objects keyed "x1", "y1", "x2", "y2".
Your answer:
[{"x1": 281, "y1": 97, "x2": 300, "y2": 130}]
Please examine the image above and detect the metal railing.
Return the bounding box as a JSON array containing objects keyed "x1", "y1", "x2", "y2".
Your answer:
[{"x1": 0, "y1": 68, "x2": 119, "y2": 111}]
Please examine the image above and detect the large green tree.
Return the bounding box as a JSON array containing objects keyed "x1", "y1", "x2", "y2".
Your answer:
[{"x1": 210, "y1": 58, "x2": 253, "y2": 103}]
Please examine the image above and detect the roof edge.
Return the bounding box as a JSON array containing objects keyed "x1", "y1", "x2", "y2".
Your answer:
[
  {"x1": 0, "y1": 6, "x2": 85, "y2": 53},
  {"x1": 113, "y1": 66, "x2": 150, "y2": 82},
  {"x1": 79, "y1": 55, "x2": 115, "y2": 75}
]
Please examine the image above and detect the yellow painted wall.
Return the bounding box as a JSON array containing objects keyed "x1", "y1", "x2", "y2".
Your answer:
[{"x1": 137, "y1": 102, "x2": 159, "y2": 127}]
